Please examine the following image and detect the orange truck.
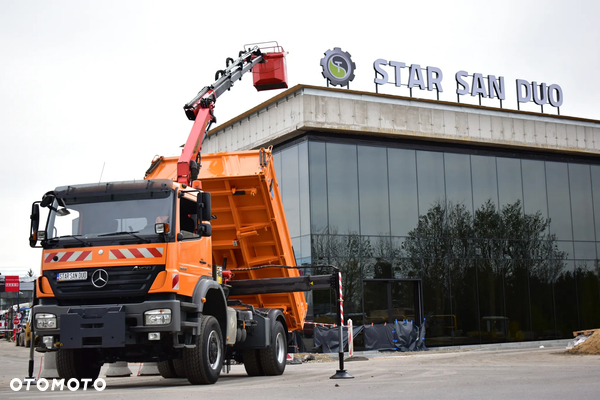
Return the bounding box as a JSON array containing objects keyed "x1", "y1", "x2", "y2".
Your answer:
[{"x1": 28, "y1": 44, "x2": 335, "y2": 385}]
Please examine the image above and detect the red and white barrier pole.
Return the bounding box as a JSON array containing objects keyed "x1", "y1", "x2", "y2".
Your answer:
[
  {"x1": 339, "y1": 272, "x2": 344, "y2": 327},
  {"x1": 331, "y1": 270, "x2": 353, "y2": 379}
]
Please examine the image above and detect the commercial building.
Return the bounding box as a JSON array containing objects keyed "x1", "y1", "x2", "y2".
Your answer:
[{"x1": 204, "y1": 84, "x2": 600, "y2": 347}]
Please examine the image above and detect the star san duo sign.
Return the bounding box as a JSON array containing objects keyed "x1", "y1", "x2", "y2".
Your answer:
[
  {"x1": 373, "y1": 58, "x2": 563, "y2": 112},
  {"x1": 319, "y1": 47, "x2": 563, "y2": 113}
]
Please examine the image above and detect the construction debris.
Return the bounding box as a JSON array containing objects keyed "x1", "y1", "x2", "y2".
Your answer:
[{"x1": 566, "y1": 329, "x2": 600, "y2": 355}]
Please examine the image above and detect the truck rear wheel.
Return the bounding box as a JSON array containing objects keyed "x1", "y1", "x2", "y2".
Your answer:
[
  {"x1": 157, "y1": 360, "x2": 178, "y2": 378},
  {"x1": 259, "y1": 321, "x2": 287, "y2": 376},
  {"x1": 56, "y1": 349, "x2": 101, "y2": 381},
  {"x1": 172, "y1": 358, "x2": 187, "y2": 378},
  {"x1": 242, "y1": 349, "x2": 263, "y2": 376},
  {"x1": 183, "y1": 315, "x2": 223, "y2": 385}
]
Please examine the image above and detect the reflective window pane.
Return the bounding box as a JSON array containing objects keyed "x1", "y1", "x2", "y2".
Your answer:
[
  {"x1": 521, "y1": 159, "x2": 549, "y2": 232},
  {"x1": 444, "y1": 152, "x2": 473, "y2": 213},
  {"x1": 546, "y1": 162, "x2": 573, "y2": 240},
  {"x1": 591, "y1": 165, "x2": 600, "y2": 240},
  {"x1": 388, "y1": 149, "x2": 419, "y2": 236},
  {"x1": 569, "y1": 163, "x2": 595, "y2": 241},
  {"x1": 309, "y1": 142, "x2": 328, "y2": 234},
  {"x1": 554, "y1": 260, "x2": 578, "y2": 336},
  {"x1": 299, "y1": 142, "x2": 310, "y2": 236},
  {"x1": 301, "y1": 235, "x2": 311, "y2": 262},
  {"x1": 574, "y1": 241, "x2": 596, "y2": 260},
  {"x1": 471, "y1": 155, "x2": 498, "y2": 211},
  {"x1": 556, "y1": 241, "x2": 574, "y2": 260},
  {"x1": 281, "y1": 146, "x2": 300, "y2": 237},
  {"x1": 416, "y1": 150, "x2": 445, "y2": 215},
  {"x1": 358, "y1": 146, "x2": 390, "y2": 236},
  {"x1": 497, "y1": 157, "x2": 523, "y2": 208},
  {"x1": 274, "y1": 151, "x2": 282, "y2": 195},
  {"x1": 575, "y1": 260, "x2": 600, "y2": 329},
  {"x1": 326, "y1": 143, "x2": 359, "y2": 234}
]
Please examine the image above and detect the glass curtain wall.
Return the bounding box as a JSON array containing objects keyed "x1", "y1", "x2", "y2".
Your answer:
[{"x1": 274, "y1": 138, "x2": 600, "y2": 347}]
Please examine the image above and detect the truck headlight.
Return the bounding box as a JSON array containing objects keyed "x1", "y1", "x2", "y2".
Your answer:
[
  {"x1": 144, "y1": 309, "x2": 171, "y2": 325},
  {"x1": 36, "y1": 314, "x2": 57, "y2": 329}
]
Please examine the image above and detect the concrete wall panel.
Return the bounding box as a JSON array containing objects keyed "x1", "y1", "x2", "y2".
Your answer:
[
  {"x1": 584, "y1": 127, "x2": 596, "y2": 150},
  {"x1": 393, "y1": 105, "x2": 408, "y2": 131},
  {"x1": 379, "y1": 103, "x2": 396, "y2": 131},
  {"x1": 480, "y1": 114, "x2": 492, "y2": 140},
  {"x1": 456, "y1": 112, "x2": 468, "y2": 137},
  {"x1": 432, "y1": 109, "x2": 445, "y2": 135},
  {"x1": 556, "y1": 123, "x2": 568, "y2": 148},
  {"x1": 417, "y1": 107, "x2": 431, "y2": 134},
  {"x1": 443, "y1": 110, "x2": 456, "y2": 137},
  {"x1": 523, "y1": 120, "x2": 536, "y2": 144},
  {"x1": 565, "y1": 125, "x2": 576, "y2": 148},
  {"x1": 534, "y1": 121, "x2": 546, "y2": 146},
  {"x1": 576, "y1": 125, "x2": 586, "y2": 149},
  {"x1": 324, "y1": 98, "x2": 340, "y2": 125},
  {"x1": 594, "y1": 128, "x2": 600, "y2": 151},
  {"x1": 366, "y1": 101, "x2": 381, "y2": 130},
  {"x1": 467, "y1": 113, "x2": 480, "y2": 139},
  {"x1": 501, "y1": 117, "x2": 514, "y2": 142},
  {"x1": 406, "y1": 106, "x2": 420, "y2": 134},
  {"x1": 339, "y1": 98, "x2": 354, "y2": 127},
  {"x1": 354, "y1": 100, "x2": 367, "y2": 127},
  {"x1": 546, "y1": 123, "x2": 557, "y2": 147}
]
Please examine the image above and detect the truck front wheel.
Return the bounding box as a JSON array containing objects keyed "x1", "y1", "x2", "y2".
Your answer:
[
  {"x1": 56, "y1": 349, "x2": 101, "y2": 381},
  {"x1": 183, "y1": 315, "x2": 223, "y2": 384},
  {"x1": 259, "y1": 321, "x2": 287, "y2": 376}
]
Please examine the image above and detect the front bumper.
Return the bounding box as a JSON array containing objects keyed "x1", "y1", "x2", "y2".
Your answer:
[{"x1": 34, "y1": 300, "x2": 182, "y2": 350}]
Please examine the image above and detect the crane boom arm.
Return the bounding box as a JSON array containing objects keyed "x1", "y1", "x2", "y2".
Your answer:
[{"x1": 177, "y1": 47, "x2": 265, "y2": 185}]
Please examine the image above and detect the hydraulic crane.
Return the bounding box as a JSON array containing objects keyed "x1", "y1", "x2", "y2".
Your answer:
[{"x1": 177, "y1": 44, "x2": 287, "y2": 185}]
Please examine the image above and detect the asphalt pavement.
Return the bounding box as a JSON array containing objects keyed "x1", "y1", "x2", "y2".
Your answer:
[{"x1": 1, "y1": 339, "x2": 599, "y2": 399}]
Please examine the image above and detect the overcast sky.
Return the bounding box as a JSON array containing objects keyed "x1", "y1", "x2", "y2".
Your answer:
[{"x1": 1, "y1": 0, "x2": 599, "y2": 276}]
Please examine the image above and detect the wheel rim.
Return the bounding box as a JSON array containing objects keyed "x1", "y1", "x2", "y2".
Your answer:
[
  {"x1": 207, "y1": 330, "x2": 222, "y2": 370},
  {"x1": 275, "y1": 331, "x2": 286, "y2": 364}
]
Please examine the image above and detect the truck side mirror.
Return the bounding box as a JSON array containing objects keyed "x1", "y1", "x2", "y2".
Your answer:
[
  {"x1": 198, "y1": 223, "x2": 212, "y2": 237},
  {"x1": 198, "y1": 192, "x2": 212, "y2": 222},
  {"x1": 29, "y1": 203, "x2": 40, "y2": 248}
]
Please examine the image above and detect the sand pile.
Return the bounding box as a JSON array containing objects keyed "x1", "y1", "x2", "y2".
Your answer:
[{"x1": 567, "y1": 330, "x2": 600, "y2": 355}]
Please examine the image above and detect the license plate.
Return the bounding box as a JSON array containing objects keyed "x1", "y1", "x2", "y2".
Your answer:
[{"x1": 57, "y1": 271, "x2": 88, "y2": 282}]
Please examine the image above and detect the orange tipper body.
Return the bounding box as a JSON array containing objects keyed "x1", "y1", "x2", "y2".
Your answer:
[{"x1": 145, "y1": 149, "x2": 307, "y2": 331}]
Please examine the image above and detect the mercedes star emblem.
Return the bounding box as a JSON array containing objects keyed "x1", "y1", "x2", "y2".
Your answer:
[{"x1": 91, "y1": 269, "x2": 109, "y2": 288}]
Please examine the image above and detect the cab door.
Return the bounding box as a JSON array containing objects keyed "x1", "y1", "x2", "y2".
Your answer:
[{"x1": 176, "y1": 195, "x2": 212, "y2": 293}]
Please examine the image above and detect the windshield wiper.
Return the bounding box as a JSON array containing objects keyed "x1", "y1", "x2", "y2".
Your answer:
[
  {"x1": 99, "y1": 231, "x2": 151, "y2": 243},
  {"x1": 49, "y1": 235, "x2": 92, "y2": 247}
]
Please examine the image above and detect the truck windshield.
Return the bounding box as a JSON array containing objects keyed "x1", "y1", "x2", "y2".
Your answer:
[{"x1": 46, "y1": 192, "x2": 173, "y2": 241}]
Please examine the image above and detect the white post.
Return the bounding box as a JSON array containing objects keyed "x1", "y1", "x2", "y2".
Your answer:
[{"x1": 348, "y1": 318, "x2": 354, "y2": 357}]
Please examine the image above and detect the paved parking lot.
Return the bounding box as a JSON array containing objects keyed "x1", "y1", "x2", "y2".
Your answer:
[{"x1": 1, "y1": 339, "x2": 599, "y2": 399}]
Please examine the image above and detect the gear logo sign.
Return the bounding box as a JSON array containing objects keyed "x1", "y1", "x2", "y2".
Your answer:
[{"x1": 320, "y1": 48, "x2": 356, "y2": 87}]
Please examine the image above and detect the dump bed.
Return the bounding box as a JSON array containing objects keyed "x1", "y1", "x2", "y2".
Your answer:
[{"x1": 145, "y1": 149, "x2": 307, "y2": 331}]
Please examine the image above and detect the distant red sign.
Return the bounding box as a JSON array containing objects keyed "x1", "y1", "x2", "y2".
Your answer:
[
  {"x1": 5, "y1": 276, "x2": 19, "y2": 292},
  {"x1": 13, "y1": 318, "x2": 20, "y2": 325}
]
